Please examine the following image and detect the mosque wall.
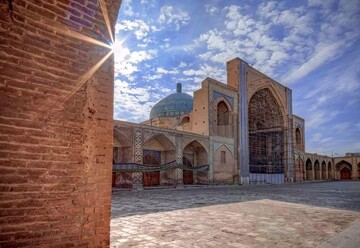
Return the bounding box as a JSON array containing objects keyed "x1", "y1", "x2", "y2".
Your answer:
[
  {"x1": 191, "y1": 82, "x2": 210, "y2": 136},
  {"x1": 0, "y1": 0, "x2": 121, "y2": 246}
]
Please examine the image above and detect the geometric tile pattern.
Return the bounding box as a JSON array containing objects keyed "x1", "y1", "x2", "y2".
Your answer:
[{"x1": 133, "y1": 127, "x2": 143, "y2": 189}]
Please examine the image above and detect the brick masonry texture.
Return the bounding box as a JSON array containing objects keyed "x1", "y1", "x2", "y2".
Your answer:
[{"x1": 0, "y1": 0, "x2": 121, "y2": 247}]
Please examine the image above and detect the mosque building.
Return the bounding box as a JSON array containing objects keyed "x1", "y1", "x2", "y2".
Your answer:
[{"x1": 112, "y1": 58, "x2": 360, "y2": 189}]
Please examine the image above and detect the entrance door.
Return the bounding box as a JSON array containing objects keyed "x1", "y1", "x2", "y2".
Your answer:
[
  {"x1": 340, "y1": 167, "x2": 351, "y2": 180},
  {"x1": 143, "y1": 154, "x2": 160, "y2": 186}
]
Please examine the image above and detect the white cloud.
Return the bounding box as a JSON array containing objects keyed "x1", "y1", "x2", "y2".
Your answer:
[
  {"x1": 114, "y1": 80, "x2": 171, "y2": 122},
  {"x1": 156, "y1": 67, "x2": 179, "y2": 75},
  {"x1": 205, "y1": 5, "x2": 218, "y2": 15},
  {"x1": 283, "y1": 41, "x2": 344, "y2": 83},
  {"x1": 115, "y1": 19, "x2": 151, "y2": 40},
  {"x1": 114, "y1": 48, "x2": 157, "y2": 78},
  {"x1": 158, "y1": 6, "x2": 190, "y2": 30}
]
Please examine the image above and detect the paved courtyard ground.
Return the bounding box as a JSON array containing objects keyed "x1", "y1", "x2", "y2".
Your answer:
[{"x1": 111, "y1": 181, "x2": 360, "y2": 247}]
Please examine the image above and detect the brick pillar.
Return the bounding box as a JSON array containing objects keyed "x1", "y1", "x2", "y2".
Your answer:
[
  {"x1": 0, "y1": 0, "x2": 121, "y2": 247},
  {"x1": 176, "y1": 134, "x2": 184, "y2": 188},
  {"x1": 133, "y1": 127, "x2": 143, "y2": 190}
]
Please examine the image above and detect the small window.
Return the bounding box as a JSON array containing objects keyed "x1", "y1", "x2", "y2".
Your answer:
[{"x1": 221, "y1": 151, "x2": 226, "y2": 164}]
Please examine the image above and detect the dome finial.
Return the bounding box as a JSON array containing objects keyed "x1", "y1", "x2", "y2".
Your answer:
[{"x1": 176, "y1": 83, "x2": 182, "y2": 93}]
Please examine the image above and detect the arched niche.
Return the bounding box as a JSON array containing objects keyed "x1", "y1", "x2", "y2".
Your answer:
[
  {"x1": 214, "y1": 98, "x2": 233, "y2": 137},
  {"x1": 214, "y1": 145, "x2": 235, "y2": 183}
]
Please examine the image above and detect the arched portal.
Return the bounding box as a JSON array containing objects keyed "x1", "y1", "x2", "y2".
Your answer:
[
  {"x1": 295, "y1": 158, "x2": 304, "y2": 182},
  {"x1": 321, "y1": 161, "x2": 327, "y2": 180},
  {"x1": 336, "y1": 161, "x2": 352, "y2": 180},
  {"x1": 183, "y1": 140, "x2": 208, "y2": 184},
  {"x1": 358, "y1": 163, "x2": 360, "y2": 179},
  {"x1": 328, "y1": 162, "x2": 332, "y2": 180},
  {"x1": 248, "y1": 89, "x2": 284, "y2": 179},
  {"x1": 143, "y1": 134, "x2": 176, "y2": 187},
  {"x1": 306, "y1": 159, "x2": 313, "y2": 180},
  {"x1": 314, "y1": 160, "x2": 320, "y2": 180}
]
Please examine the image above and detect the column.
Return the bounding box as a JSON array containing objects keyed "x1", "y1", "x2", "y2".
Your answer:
[
  {"x1": 286, "y1": 89, "x2": 294, "y2": 182},
  {"x1": 176, "y1": 135, "x2": 183, "y2": 188},
  {"x1": 133, "y1": 127, "x2": 143, "y2": 190},
  {"x1": 238, "y1": 60, "x2": 249, "y2": 185}
]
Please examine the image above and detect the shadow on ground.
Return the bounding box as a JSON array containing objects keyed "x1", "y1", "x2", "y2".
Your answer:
[{"x1": 111, "y1": 181, "x2": 360, "y2": 218}]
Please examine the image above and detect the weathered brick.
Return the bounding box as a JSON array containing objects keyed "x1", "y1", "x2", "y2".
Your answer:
[{"x1": 0, "y1": 0, "x2": 121, "y2": 246}]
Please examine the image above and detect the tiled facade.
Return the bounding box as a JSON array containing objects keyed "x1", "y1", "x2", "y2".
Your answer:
[{"x1": 113, "y1": 58, "x2": 360, "y2": 189}]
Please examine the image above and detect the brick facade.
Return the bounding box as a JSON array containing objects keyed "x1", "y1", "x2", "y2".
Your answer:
[{"x1": 0, "y1": 0, "x2": 121, "y2": 246}]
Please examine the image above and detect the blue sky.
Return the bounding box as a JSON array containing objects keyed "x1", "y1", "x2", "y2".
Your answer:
[{"x1": 112, "y1": 0, "x2": 360, "y2": 156}]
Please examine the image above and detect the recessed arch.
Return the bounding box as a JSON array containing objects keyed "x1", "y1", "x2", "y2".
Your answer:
[
  {"x1": 143, "y1": 134, "x2": 176, "y2": 187},
  {"x1": 336, "y1": 160, "x2": 352, "y2": 180},
  {"x1": 214, "y1": 97, "x2": 233, "y2": 137},
  {"x1": 183, "y1": 140, "x2": 208, "y2": 184},
  {"x1": 248, "y1": 83, "x2": 286, "y2": 122},
  {"x1": 183, "y1": 139, "x2": 208, "y2": 154},
  {"x1": 314, "y1": 160, "x2": 320, "y2": 180},
  {"x1": 295, "y1": 127, "x2": 303, "y2": 151},
  {"x1": 328, "y1": 161, "x2": 332, "y2": 180},
  {"x1": 248, "y1": 88, "x2": 284, "y2": 174},
  {"x1": 143, "y1": 133, "x2": 176, "y2": 150},
  {"x1": 214, "y1": 145, "x2": 235, "y2": 183},
  {"x1": 321, "y1": 161, "x2": 327, "y2": 180},
  {"x1": 295, "y1": 157, "x2": 305, "y2": 182},
  {"x1": 306, "y1": 158, "x2": 313, "y2": 180},
  {"x1": 358, "y1": 162, "x2": 360, "y2": 179}
]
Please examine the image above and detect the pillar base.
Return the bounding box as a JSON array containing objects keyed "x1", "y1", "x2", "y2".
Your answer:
[{"x1": 240, "y1": 176, "x2": 249, "y2": 185}]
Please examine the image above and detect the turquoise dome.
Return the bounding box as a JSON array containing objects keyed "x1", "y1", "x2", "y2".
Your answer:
[{"x1": 150, "y1": 83, "x2": 193, "y2": 119}]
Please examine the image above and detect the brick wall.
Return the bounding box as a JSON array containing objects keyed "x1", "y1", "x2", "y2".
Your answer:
[{"x1": 0, "y1": 0, "x2": 121, "y2": 247}]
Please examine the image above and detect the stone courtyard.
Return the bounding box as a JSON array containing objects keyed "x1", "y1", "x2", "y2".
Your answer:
[{"x1": 111, "y1": 181, "x2": 360, "y2": 247}]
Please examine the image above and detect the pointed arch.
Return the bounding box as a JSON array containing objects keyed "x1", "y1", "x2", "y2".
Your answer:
[
  {"x1": 142, "y1": 133, "x2": 176, "y2": 187},
  {"x1": 306, "y1": 158, "x2": 313, "y2": 180},
  {"x1": 248, "y1": 88, "x2": 284, "y2": 174},
  {"x1": 214, "y1": 144, "x2": 235, "y2": 183},
  {"x1": 213, "y1": 97, "x2": 233, "y2": 137},
  {"x1": 336, "y1": 160, "x2": 352, "y2": 180},
  {"x1": 113, "y1": 128, "x2": 132, "y2": 148},
  {"x1": 248, "y1": 83, "x2": 287, "y2": 123},
  {"x1": 183, "y1": 139, "x2": 209, "y2": 184},
  {"x1": 328, "y1": 161, "x2": 332, "y2": 180},
  {"x1": 295, "y1": 157, "x2": 305, "y2": 182},
  {"x1": 143, "y1": 133, "x2": 176, "y2": 150},
  {"x1": 295, "y1": 126, "x2": 303, "y2": 151},
  {"x1": 183, "y1": 139, "x2": 209, "y2": 154},
  {"x1": 321, "y1": 161, "x2": 327, "y2": 180},
  {"x1": 314, "y1": 160, "x2": 320, "y2": 180}
]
